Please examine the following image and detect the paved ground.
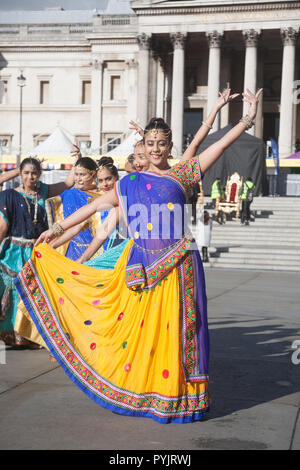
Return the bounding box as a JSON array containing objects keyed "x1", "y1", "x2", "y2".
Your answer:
[{"x1": 0, "y1": 268, "x2": 299, "y2": 451}]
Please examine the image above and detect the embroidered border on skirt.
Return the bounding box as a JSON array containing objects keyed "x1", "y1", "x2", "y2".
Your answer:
[{"x1": 15, "y1": 259, "x2": 209, "y2": 424}]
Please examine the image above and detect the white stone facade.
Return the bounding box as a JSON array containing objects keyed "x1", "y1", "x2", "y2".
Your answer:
[{"x1": 0, "y1": 0, "x2": 299, "y2": 159}]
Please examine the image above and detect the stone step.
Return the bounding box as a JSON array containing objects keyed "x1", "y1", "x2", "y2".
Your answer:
[
  {"x1": 210, "y1": 240, "x2": 300, "y2": 247},
  {"x1": 211, "y1": 239, "x2": 300, "y2": 250},
  {"x1": 209, "y1": 250, "x2": 300, "y2": 259},
  {"x1": 210, "y1": 245, "x2": 300, "y2": 256},
  {"x1": 204, "y1": 197, "x2": 300, "y2": 204},
  {"x1": 201, "y1": 197, "x2": 300, "y2": 270},
  {"x1": 204, "y1": 260, "x2": 300, "y2": 272},
  {"x1": 209, "y1": 253, "x2": 300, "y2": 265},
  {"x1": 210, "y1": 232, "x2": 300, "y2": 240},
  {"x1": 212, "y1": 223, "x2": 300, "y2": 229},
  {"x1": 249, "y1": 219, "x2": 300, "y2": 224},
  {"x1": 210, "y1": 225, "x2": 300, "y2": 233},
  {"x1": 206, "y1": 235, "x2": 300, "y2": 242},
  {"x1": 251, "y1": 201, "x2": 299, "y2": 205}
]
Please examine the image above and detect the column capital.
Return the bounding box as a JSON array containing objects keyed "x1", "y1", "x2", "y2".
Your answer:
[
  {"x1": 91, "y1": 59, "x2": 103, "y2": 71},
  {"x1": 170, "y1": 32, "x2": 187, "y2": 50},
  {"x1": 137, "y1": 33, "x2": 151, "y2": 50},
  {"x1": 243, "y1": 29, "x2": 261, "y2": 47},
  {"x1": 281, "y1": 27, "x2": 298, "y2": 46},
  {"x1": 125, "y1": 58, "x2": 138, "y2": 69},
  {"x1": 206, "y1": 31, "x2": 223, "y2": 48}
]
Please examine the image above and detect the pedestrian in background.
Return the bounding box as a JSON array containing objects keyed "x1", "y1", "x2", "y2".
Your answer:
[
  {"x1": 196, "y1": 210, "x2": 212, "y2": 263},
  {"x1": 210, "y1": 177, "x2": 224, "y2": 208},
  {"x1": 241, "y1": 176, "x2": 255, "y2": 225}
]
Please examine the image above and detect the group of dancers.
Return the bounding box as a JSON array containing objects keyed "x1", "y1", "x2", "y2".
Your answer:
[{"x1": 0, "y1": 87, "x2": 262, "y2": 424}]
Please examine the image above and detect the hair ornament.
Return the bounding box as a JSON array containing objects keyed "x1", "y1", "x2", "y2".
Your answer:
[{"x1": 76, "y1": 165, "x2": 96, "y2": 175}]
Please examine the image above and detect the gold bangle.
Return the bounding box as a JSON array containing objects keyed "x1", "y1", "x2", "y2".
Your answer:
[
  {"x1": 239, "y1": 115, "x2": 254, "y2": 129},
  {"x1": 52, "y1": 222, "x2": 64, "y2": 237},
  {"x1": 202, "y1": 121, "x2": 212, "y2": 130}
]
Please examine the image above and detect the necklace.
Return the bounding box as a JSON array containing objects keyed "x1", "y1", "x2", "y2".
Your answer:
[{"x1": 22, "y1": 188, "x2": 39, "y2": 226}]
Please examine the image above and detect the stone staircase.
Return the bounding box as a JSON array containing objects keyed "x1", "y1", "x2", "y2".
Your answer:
[{"x1": 193, "y1": 196, "x2": 300, "y2": 271}]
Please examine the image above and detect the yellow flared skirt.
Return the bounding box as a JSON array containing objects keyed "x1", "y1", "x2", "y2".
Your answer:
[{"x1": 15, "y1": 240, "x2": 209, "y2": 423}]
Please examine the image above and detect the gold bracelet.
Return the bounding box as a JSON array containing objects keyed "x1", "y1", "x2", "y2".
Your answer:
[
  {"x1": 239, "y1": 115, "x2": 254, "y2": 129},
  {"x1": 52, "y1": 222, "x2": 65, "y2": 237},
  {"x1": 202, "y1": 121, "x2": 212, "y2": 130}
]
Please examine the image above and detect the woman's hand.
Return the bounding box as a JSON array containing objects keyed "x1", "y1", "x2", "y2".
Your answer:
[
  {"x1": 34, "y1": 229, "x2": 56, "y2": 246},
  {"x1": 129, "y1": 120, "x2": 144, "y2": 138},
  {"x1": 243, "y1": 88, "x2": 263, "y2": 120},
  {"x1": 214, "y1": 87, "x2": 240, "y2": 111},
  {"x1": 71, "y1": 144, "x2": 82, "y2": 161}
]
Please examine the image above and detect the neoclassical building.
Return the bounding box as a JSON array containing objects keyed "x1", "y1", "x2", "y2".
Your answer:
[{"x1": 0, "y1": 0, "x2": 299, "y2": 161}]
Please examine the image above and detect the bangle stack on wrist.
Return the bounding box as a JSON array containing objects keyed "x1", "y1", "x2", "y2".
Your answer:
[
  {"x1": 239, "y1": 115, "x2": 254, "y2": 129},
  {"x1": 202, "y1": 121, "x2": 212, "y2": 130},
  {"x1": 52, "y1": 222, "x2": 64, "y2": 237}
]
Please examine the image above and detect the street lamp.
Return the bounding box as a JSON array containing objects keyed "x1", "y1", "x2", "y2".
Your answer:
[{"x1": 17, "y1": 71, "x2": 26, "y2": 168}]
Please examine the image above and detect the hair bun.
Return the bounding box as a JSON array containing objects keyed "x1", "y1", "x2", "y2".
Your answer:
[
  {"x1": 97, "y1": 156, "x2": 114, "y2": 167},
  {"x1": 97, "y1": 156, "x2": 119, "y2": 180},
  {"x1": 148, "y1": 117, "x2": 167, "y2": 127}
]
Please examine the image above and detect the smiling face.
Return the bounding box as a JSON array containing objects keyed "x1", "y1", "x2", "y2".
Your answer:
[
  {"x1": 133, "y1": 143, "x2": 149, "y2": 172},
  {"x1": 144, "y1": 130, "x2": 172, "y2": 171},
  {"x1": 74, "y1": 166, "x2": 96, "y2": 191},
  {"x1": 97, "y1": 167, "x2": 118, "y2": 192},
  {"x1": 20, "y1": 164, "x2": 41, "y2": 191}
]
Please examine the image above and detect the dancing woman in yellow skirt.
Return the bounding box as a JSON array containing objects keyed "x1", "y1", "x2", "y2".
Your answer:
[{"x1": 15, "y1": 89, "x2": 262, "y2": 423}]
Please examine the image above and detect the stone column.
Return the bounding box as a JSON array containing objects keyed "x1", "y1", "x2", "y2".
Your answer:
[
  {"x1": 125, "y1": 58, "x2": 138, "y2": 125},
  {"x1": 164, "y1": 64, "x2": 172, "y2": 122},
  {"x1": 137, "y1": 33, "x2": 151, "y2": 128},
  {"x1": 220, "y1": 49, "x2": 231, "y2": 129},
  {"x1": 149, "y1": 51, "x2": 158, "y2": 119},
  {"x1": 156, "y1": 57, "x2": 165, "y2": 118},
  {"x1": 255, "y1": 48, "x2": 264, "y2": 139},
  {"x1": 90, "y1": 59, "x2": 103, "y2": 153},
  {"x1": 242, "y1": 29, "x2": 260, "y2": 135},
  {"x1": 206, "y1": 31, "x2": 223, "y2": 132},
  {"x1": 279, "y1": 27, "x2": 298, "y2": 158},
  {"x1": 170, "y1": 32, "x2": 186, "y2": 156}
]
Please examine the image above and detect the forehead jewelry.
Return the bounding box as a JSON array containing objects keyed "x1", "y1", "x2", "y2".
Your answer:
[
  {"x1": 144, "y1": 128, "x2": 172, "y2": 139},
  {"x1": 76, "y1": 166, "x2": 95, "y2": 175},
  {"x1": 97, "y1": 163, "x2": 114, "y2": 172}
]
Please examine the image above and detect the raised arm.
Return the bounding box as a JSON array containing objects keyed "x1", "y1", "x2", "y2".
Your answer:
[
  {"x1": 0, "y1": 216, "x2": 8, "y2": 244},
  {"x1": 35, "y1": 188, "x2": 119, "y2": 245},
  {"x1": 0, "y1": 167, "x2": 20, "y2": 185},
  {"x1": 46, "y1": 144, "x2": 82, "y2": 198},
  {"x1": 180, "y1": 87, "x2": 239, "y2": 163},
  {"x1": 76, "y1": 207, "x2": 121, "y2": 263},
  {"x1": 198, "y1": 88, "x2": 263, "y2": 175},
  {"x1": 129, "y1": 120, "x2": 144, "y2": 138}
]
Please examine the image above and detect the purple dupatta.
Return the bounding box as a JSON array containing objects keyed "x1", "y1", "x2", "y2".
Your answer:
[
  {"x1": 115, "y1": 171, "x2": 193, "y2": 291},
  {"x1": 116, "y1": 161, "x2": 209, "y2": 381}
]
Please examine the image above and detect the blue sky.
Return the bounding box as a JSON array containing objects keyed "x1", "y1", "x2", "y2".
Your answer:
[{"x1": 0, "y1": 1, "x2": 107, "y2": 10}]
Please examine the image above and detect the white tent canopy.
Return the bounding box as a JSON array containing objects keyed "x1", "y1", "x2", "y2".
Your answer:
[
  {"x1": 30, "y1": 126, "x2": 74, "y2": 156},
  {"x1": 105, "y1": 132, "x2": 142, "y2": 157}
]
